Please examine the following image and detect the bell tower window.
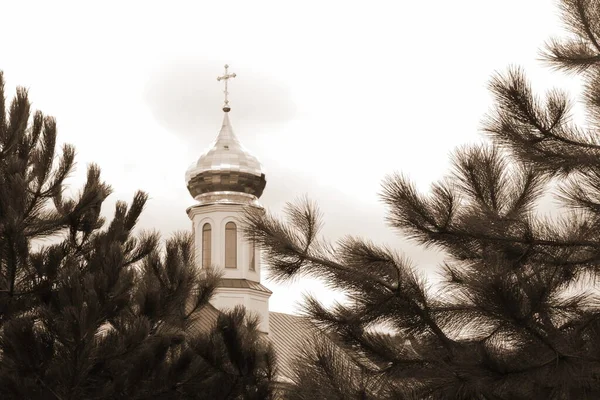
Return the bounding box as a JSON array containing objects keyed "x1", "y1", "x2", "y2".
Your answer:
[
  {"x1": 249, "y1": 239, "x2": 256, "y2": 271},
  {"x1": 202, "y1": 223, "x2": 212, "y2": 268},
  {"x1": 225, "y1": 222, "x2": 237, "y2": 268}
]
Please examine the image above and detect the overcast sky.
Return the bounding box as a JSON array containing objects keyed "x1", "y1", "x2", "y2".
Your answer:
[{"x1": 1, "y1": 0, "x2": 580, "y2": 313}]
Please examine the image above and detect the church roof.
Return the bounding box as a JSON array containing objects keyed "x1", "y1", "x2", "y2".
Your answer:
[
  {"x1": 217, "y1": 278, "x2": 273, "y2": 294},
  {"x1": 188, "y1": 306, "x2": 320, "y2": 383},
  {"x1": 188, "y1": 303, "x2": 221, "y2": 335},
  {"x1": 269, "y1": 312, "x2": 320, "y2": 382}
]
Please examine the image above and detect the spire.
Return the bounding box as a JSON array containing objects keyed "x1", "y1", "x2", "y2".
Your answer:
[
  {"x1": 212, "y1": 111, "x2": 242, "y2": 154},
  {"x1": 217, "y1": 64, "x2": 236, "y2": 112}
]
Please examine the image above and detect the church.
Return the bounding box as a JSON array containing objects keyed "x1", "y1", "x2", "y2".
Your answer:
[{"x1": 183, "y1": 65, "x2": 318, "y2": 383}]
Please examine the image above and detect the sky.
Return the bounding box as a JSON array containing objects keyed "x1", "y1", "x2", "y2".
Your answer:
[{"x1": 0, "y1": 0, "x2": 581, "y2": 313}]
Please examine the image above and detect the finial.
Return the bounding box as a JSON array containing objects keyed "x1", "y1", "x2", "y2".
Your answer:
[{"x1": 217, "y1": 64, "x2": 236, "y2": 112}]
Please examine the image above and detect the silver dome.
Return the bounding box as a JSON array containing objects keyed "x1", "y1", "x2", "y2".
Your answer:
[{"x1": 185, "y1": 112, "x2": 267, "y2": 202}]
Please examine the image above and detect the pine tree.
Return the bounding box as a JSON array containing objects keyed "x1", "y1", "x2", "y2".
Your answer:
[
  {"x1": 0, "y1": 72, "x2": 276, "y2": 400},
  {"x1": 244, "y1": 1, "x2": 600, "y2": 398}
]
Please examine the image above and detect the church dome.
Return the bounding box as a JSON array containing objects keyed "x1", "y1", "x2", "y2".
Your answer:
[{"x1": 185, "y1": 110, "x2": 267, "y2": 204}]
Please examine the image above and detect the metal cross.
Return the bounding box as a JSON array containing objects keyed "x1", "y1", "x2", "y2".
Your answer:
[{"x1": 217, "y1": 64, "x2": 236, "y2": 110}]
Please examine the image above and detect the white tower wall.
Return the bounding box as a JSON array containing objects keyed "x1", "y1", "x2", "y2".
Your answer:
[{"x1": 187, "y1": 203, "x2": 271, "y2": 333}]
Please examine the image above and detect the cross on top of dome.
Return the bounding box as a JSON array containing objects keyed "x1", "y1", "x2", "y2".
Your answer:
[{"x1": 217, "y1": 64, "x2": 236, "y2": 112}]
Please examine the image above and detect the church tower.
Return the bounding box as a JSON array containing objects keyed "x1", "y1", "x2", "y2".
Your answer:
[{"x1": 185, "y1": 65, "x2": 272, "y2": 333}]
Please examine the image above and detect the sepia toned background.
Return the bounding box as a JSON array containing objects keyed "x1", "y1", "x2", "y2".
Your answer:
[{"x1": 0, "y1": 0, "x2": 577, "y2": 312}]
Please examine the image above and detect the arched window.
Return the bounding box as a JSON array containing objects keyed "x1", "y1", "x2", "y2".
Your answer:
[
  {"x1": 225, "y1": 222, "x2": 237, "y2": 268},
  {"x1": 202, "y1": 223, "x2": 211, "y2": 268},
  {"x1": 249, "y1": 239, "x2": 256, "y2": 271}
]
